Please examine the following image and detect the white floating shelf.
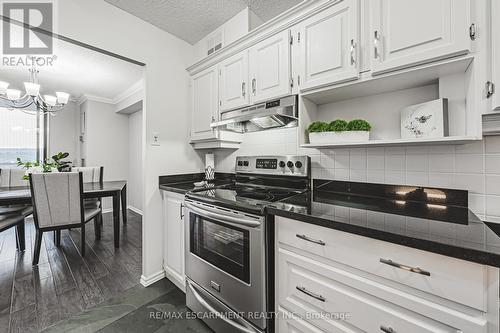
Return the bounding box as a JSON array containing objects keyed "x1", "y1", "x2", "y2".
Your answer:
[
  {"x1": 191, "y1": 140, "x2": 240, "y2": 150},
  {"x1": 301, "y1": 55, "x2": 473, "y2": 105},
  {"x1": 300, "y1": 136, "x2": 483, "y2": 149}
]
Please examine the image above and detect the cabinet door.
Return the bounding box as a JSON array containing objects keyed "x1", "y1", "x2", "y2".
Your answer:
[
  {"x1": 163, "y1": 195, "x2": 185, "y2": 286},
  {"x1": 298, "y1": 0, "x2": 360, "y2": 91},
  {"x1": 493, "y1": 0, "x2": 500, "y2": 111},
  {"x1": 219, "y1": 51, "x2": 249, "y2": 111},
  {"x1": 249, "y1": 30, "x2": 291, "y2": 103},
  {"x1": 191, "y1": 65, "x2": 218, "y2": 141},
  {"x1": 370, "y1": 0, "x2": 471, "y2": 75}
]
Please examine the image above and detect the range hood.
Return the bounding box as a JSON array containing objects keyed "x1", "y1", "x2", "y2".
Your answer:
[{"x1": 210, "y1": 95, "x2": 298, "y2": 133}]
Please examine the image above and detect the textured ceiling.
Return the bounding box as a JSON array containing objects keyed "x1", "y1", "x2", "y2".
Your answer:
[{"x1": 104, "y1": 0, "x2": 302, "y2": 44}]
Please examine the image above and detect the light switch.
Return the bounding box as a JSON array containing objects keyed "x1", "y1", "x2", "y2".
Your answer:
[{"x1": 152, "y1": 132, "x2": 160, "y2": 146}]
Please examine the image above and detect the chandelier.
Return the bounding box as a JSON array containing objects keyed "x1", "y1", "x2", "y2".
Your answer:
[{"x1": 0, "y1": 64, "x2": 70, "y2": 114}]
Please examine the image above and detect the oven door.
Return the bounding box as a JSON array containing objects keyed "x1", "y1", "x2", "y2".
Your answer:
[{"x1": 184, "y1": 200, "x2": 266, "y2": 330}]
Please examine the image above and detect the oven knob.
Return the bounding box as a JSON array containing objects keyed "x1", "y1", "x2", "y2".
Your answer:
[
  {"x1": 237, "y1": 161, "x2": 243, "y2": 166},
  {"x1": 295, "y1": 161, "x2": 303, "y2": 168},
  {"x1": 287, "y1": 161, "x2": 294, "y2": 168},
  {"x1": 279, "y1": 161, "x2": 286, "y2": 168},
  {"x1": 243, "y1": 161, "x2": 249, "y2": 167}
]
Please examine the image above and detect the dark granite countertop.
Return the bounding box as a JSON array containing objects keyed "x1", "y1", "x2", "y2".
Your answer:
[
  {"x1": 159, "y1": 175, "x2": 500, "y2": 267},
  {"x1": 266, "y1": 180, "x2": 500, "y2": 268},
  {"x1": 159, "y1": 173, "x2": 234, "y2": 195}
]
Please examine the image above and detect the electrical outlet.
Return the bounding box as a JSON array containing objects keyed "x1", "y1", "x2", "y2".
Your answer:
[{"x1": 152, "y1": 132, "x2": 160, "y2": 146}]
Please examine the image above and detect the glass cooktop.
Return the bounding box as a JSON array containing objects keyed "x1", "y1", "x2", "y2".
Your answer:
[{"x1": 187, "y1": 183, "x2": 304, "y2": 211}]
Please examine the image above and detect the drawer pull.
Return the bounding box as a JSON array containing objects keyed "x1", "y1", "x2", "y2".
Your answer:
[
  {"x1": 379, "y1": 258, "x2": 430, "y2": 276},
  {"x1": 296, "y1": 286, "x2": 326, "y2": 302},
  {"x1": 380, "y1": 326, "x2": 396, "y2": 333},
  {"x1": 296, "y1": 234, "x2": 325, "y2": 246}
]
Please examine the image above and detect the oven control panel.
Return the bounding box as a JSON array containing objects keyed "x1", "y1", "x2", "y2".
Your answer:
[{"x1": 236, "y1": 155, "x2": 310, "y2": 177}]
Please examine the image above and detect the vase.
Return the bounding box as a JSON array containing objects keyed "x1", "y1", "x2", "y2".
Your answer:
[{"x1": 309, "y1": 131, "x2": 370, "y2": 144}]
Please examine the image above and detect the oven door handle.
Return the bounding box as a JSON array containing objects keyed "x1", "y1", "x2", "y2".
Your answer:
[
  {"x1": 184, "y1": 201, "x2": 261, "y2": 228},
  {"x1": 187, "y1": 282, "x2": 260, "y2": 333}
]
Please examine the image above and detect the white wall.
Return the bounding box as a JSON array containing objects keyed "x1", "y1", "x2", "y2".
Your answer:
[
  {"x1": 128, "y1": 110, "x2": 143, "y2": 212},
  {"x1": 48, "y1": 100, "x2": 79, "y2": 164},
  {"x1": 81, "y1": 99, "x2": 130, "y2": 210},
  {"x1": 56, "y1": 0, "x2": 204, "y2": 280}
]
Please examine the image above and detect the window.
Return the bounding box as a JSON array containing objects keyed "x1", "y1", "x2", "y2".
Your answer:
[{"x1": 0, "y1": 107, "x2": 46, "y2": 167}]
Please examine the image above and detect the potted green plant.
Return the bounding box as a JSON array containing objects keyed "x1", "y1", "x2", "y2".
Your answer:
[
  {"x1": 307, "y1": 119, "x2": 371, "y2": 144},
  {"x1": 16, "y1": 152, "x2": 72, "y2": 180}
]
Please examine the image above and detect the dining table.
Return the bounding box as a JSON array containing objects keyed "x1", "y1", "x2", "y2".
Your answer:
[{"x1": 0, "y1": 180, "x2": 127, "y2": 248}]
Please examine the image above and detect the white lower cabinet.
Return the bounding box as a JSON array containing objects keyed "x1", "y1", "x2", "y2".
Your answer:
[
  {"x1": 275, "y1": 216, "x2": 499, "y2": 333},
  {"x1": 161, "y1": 191, "x2": 186, "y2": 291},
  {"x1": 278, "y1": 308, "x2": 327, "y2": 333}
]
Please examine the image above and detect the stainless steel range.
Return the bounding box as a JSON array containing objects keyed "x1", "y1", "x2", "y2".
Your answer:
[{"x1": 184, "y1": 155, "x2": 311, "y2": 333}]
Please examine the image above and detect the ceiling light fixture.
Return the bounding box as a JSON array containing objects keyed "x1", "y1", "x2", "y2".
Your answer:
[{"x1": 0, "y1": 61, "x2": 70, "y2": 114}]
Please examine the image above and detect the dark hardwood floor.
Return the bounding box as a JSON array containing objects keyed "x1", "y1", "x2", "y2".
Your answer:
[{"x1": 0, "y1": 210, "x2": 142, "y2": 333}]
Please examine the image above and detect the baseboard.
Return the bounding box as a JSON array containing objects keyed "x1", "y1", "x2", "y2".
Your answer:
[
  {"x1": 101, "y1": 207, "x2": 142, "y2": 215},
  {"x1": 140, "y1": 270, "x2": 166, "y2": 287},
  {"x1": 127, "y1": 205, "x2": 143, "y2": 216},
  {"x1": 164, "y1": 265, "x2": 186, "y2": 293}
]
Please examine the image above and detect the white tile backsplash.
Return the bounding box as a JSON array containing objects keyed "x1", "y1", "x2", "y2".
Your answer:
[
  {"x1": 429, "y1": 154, "x2": 454, "y2": 172},
  {"x1": 485, "y1": 155, "x2": 500, "y2": 174},
  {"x1": 214, "y1": 128, "x2": 500, "y2": 223},
  {"x1": 406, "y1": 154, "x2": 428, "y2": 172},
  {"x1": 385, "y1": 154, "x2": 406, "y2": 170},
  {"x1": 455, "y1": 154, "x2": 484, "y2": 173}
]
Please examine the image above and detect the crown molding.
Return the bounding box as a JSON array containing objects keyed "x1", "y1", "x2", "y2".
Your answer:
[
  {"x1": 112, "y1": 79, "x2": 144, "y2": 105},
  {"x1": 186, "y1": 0, "x2": 340, "y2": 75},
  {"x1": 77, "y1": 79, "x2": 144, "y2": 106},
  {"x1": 79, "y1": 94, "x2": 114, "y2": 105}
]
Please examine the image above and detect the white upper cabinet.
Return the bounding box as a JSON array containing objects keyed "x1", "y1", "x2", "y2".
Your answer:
[
  {"x1": 190, "y1": 65, "x2": 218, "y2": 141},
  {"x1": 369, "y1": 0, "x2": 472, "y2": 75},
  {"x1": 219, "y1": 51, "x2": 250, "y2": 111},
  {"x1": 492, "y1": 0, "x2": 500, "y2": 111},
  {"x1": 249, "y1": 30, "x2": 292, "y2": 103},
  {"x1": 297, "y1": 0, "x2": 360, "y2": 91}
]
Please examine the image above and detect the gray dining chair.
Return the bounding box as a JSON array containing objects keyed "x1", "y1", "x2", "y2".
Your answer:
[
  {"x1": 71, "y1": 166, "x2": 103, "y2": 207},
  {"x1": 71, "y1": 166, "x2": 104, "y2": 232},
  {"x1": 29, "y1": 172, "x2": 102, "y2": 265},
  {"x1": 0, "y1": 167, "x2": 28, "y2": 187},
  {"x1": 0, "y1": 211, "x2": 27, "y2": 252},
  {"x1": 0, "y1": 168, "x2": 33, "y2": 252}
]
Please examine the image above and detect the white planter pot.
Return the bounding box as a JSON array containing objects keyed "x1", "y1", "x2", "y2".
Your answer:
[{"x1": 309, "y1": 131, "x2": 370, "y2": 144}]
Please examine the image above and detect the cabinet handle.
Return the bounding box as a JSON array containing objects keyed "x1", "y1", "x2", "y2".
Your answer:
[
  {"x1": 241, "y1": 82, "x2": 246, "y2": 98},
  {"x1": 180, "y1": 203, "x2": 184, "y2": 220},
  {"x1": 296, "y1": 234, "x2": 325, "y2": 246},
  {"x1": 374, "y1": 30, "x2": 380, "y2": 59},
  {"x1": 296, "y1": 286, "x2": 325, "y2": 302},
  {"x1": 252, "y1": 78, "x2": 256, "y2": 95},
  {"x1": 380, "y1": 326, "x2": 396, "y2": 333},
  {"x1": 350, "y1": 39, "x2": 356, "y2": 66},
  {"x1": 379, "y1": 258, "x2": 430, "y2": 276}
]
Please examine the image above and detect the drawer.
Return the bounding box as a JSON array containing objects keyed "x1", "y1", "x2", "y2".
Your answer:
[
  {"x1": 278, "y1": 249, "x2": 462, "y2": 333},
  {"x1": 277, "y1": 217, "x2": 487, "y2": 311},
  {"x1": 277, "y1": 308, "x2": 329, "y2": 333}
]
